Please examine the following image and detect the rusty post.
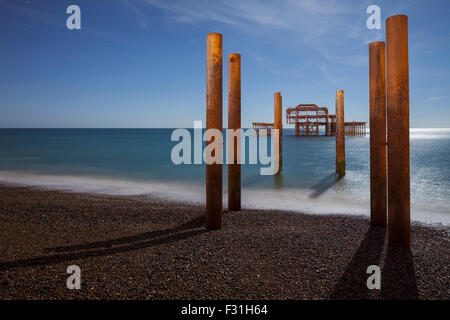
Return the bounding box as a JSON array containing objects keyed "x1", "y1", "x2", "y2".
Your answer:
[
  {"x1": 335, "y1": 90, "x2": 345, "y2": 178},
  {"x1": 228, "y1": 53, "x2": 241, "y2": 211},
  {"x1": 206, "y1": 33, "x2": 223, "y2": 230},
  {"x1": 280, "y1": 95, "x2": 283, "y2": 171},
  {"x1": 369, "y1": 41, "x2": 387, "y2": 227},
  {"x1": 274, "y1": 92, "x2": 282, "y2": 174},
  {"x1": 386, "y1": 15, "x2": 410, "y2": 248},
  {"x1": 315, "y1": 108, "x2": 319, "y2": 136}
]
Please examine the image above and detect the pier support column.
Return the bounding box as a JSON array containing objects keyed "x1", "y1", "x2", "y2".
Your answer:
[
  {"x1": 386, "y1": 15, "x2": 410, "y2": 248},
  {"x1": 274, "y1": 92, "x2": 283, "y2": 174},
  {"x1": 335, "y1": 90, "x2": 345, "y2": 178},
  {"x1": 369, "y1": 41, "x2": 387, "y2": 226},
  {"x1": 315, "y1": 108, "x2": 319, "y2": 136},
  {"x1": 295, "y1": 122, "x2": 299, "y2": 136},
  {"x1": 206, "y1": 33, "x2": 223, "y2": 230},
  {"x1": 228, "y1": 53, "x2": 241, "y2": 211}
]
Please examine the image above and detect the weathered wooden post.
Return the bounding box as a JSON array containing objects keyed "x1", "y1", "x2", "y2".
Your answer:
[
  {"x1": 274, "y1": 92, "x2": 283, "y2": 174},
  {"x1": 369, "y1": 41, "x2": 387, "y2": 227},
  {"x1": 335, "y1": 90, "x2": 345, "y2": 178},
  {"x1": 206, "y1": 33, "x2": 223, "y2": 229},
  {"x1": 228, "y1": 53, "x2": 241, "y2": 211},
  {"x1": 386, "y1": 15, "x2": 410, "y2": 248}
]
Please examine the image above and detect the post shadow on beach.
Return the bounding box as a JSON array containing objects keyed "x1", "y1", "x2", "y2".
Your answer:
[
  {"x1": 0, "y1": 215, "x2": 206, "y2": 271},
  {"x1": 329, "y1": 226, "x2": 386, "y2": 299},
  {"x1": 329, "y1": 225, "x2": 418, "y2": 299},
  {"x1": 309, "y1": 173, "x2": 337, "y2": 199},
  {"x1": 381, "y1": 246, "x2": 418, "y2": 300}
]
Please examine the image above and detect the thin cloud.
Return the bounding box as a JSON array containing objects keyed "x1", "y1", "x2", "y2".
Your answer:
[
  {"x1": 127, "y1": 0, "x2": 374, "y2": 68},
  {"x1": 133, "y1": 0, "x2": 357, "y2": 36},
  {"x1": 424, "y1": 96, "x2": 444, "y2": 102},
  {"x1": 122, "y1": 0, "x2": 152, "y2": 29},
  {"x1": 125, "y1": 0, "x2": 426, "y2": 82}
]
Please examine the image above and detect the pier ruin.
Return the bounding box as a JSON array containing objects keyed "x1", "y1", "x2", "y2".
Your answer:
[
  {"x1": 252, "y1": 122, "x2": 274, "y2": 135},
  {"x1": 205, "y1": 13, "x2": 410, "y2": 248},
  {"x1": 285, "y1": 104, "x2": 366, "y2": 136}
]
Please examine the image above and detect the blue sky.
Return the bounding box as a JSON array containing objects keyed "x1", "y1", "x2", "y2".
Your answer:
[{"x1": 0, "y1": 0, "x2": 449, "y2": 128}]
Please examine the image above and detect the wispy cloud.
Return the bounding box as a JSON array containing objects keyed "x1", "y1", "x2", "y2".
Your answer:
[
  {"x1": 135, "y1": 0, "x2": 354, "y2": 35},
  {"x1": 424, "y1": 96, "x2": 445, "y2": 102},
  {"x1": 124, "y1": 0, "x2": 424, "y2": 84},
  {"x1": 126, "y1": 0, "x2": 377, "y2": 70},
  {"x1": 122, "y1": 0, "x2": 152, "y2": 30}
]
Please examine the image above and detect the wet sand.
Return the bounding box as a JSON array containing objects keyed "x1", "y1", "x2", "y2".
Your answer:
[{"x1": 0, "y1": 185, "x2": 448, "y2": 300}]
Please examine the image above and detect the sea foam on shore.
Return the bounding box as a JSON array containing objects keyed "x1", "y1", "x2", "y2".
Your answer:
[{"x1": 1, "y1": 171, "x2": 449, "y2": 227}]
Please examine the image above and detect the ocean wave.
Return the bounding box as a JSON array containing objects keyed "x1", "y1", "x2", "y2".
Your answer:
[
  {"x1": 410, "y1": 128, "x2": 450, "y2": 139},
  {"x1": 0, "y1": 171, "x2": 448, "y2": 227}
]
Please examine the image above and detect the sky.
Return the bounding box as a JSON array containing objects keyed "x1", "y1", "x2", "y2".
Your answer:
[{"x1": 0, "y1": 0, "x2": 449, "y2": 128}]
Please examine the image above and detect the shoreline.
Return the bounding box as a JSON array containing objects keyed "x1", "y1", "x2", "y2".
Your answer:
[
  {"x1": 1, "y1": 172, "x2": 449, "y2": 228},
  {"x1": 0, "y1": 185, "x2": 448, "y2": 300}
]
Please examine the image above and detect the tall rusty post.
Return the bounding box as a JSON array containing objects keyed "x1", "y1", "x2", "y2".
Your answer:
[
  {"x1": 369, "y1": 41, "x2": 387, "y2": 227},
  {"x1": 274, "y1": 92, "x2": 283, "y2": 174},
  {"x1": 228, "y1": 53, "x2": 241, "y2": 211},
  {"x1": 386, "y1": 15, "x2": 410, "y2": 248},
  {"x1": 335, "y1": 90, "x2": 345, "y2": 178},
  {"x1": 206, "y1": 33, "x2": 223, "y2": 230}
]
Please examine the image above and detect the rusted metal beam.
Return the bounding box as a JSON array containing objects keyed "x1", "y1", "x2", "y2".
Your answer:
[
  {"x1": 274, "y1": 92, "x2": 283, "y2": 174},
  {"x1": 228, "y1": 53, "x2": 241, "y2": 211},
  {"x1": 316, "y1": 108, "x2": 319, "y2": 136},
  {"x1": 386, "y1": 15, "x2": 410, "y2": 248},
  {"x1": 369, "y1": 41, "x2": 387, "y2": 227},
  {"x1": 335, "y1": 90, "x2": 345, "y2": 178},
  {"x1": 206, "y1": 33, "x2": 223, "y2": 230}
]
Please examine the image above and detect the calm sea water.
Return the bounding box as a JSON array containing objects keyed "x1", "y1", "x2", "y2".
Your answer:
[{"x1": 0, "y1": 128, "x2": 449, "y2": 225}]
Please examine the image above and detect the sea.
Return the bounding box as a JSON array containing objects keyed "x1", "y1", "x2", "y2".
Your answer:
[{"x1": 0, "y1": 128, "x2": 449, "y2": 226}]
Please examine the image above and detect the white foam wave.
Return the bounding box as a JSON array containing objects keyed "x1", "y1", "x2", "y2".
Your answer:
[
  {"x1": 410, "y1": 128, "x2": 450, "y2": 139},
  {"x1": 0, "y1": 171, "x2": 448, "y2": 227}
]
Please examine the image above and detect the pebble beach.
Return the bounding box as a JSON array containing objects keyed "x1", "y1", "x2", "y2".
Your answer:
[{"x1": 0, "y1": 185, "x2": 448, "y2": 300}]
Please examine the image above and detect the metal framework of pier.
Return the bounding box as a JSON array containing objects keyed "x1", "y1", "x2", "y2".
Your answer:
[
  {"x1": 285, "y1": 104, "x2": 366, "y2": 136},
  {"x1": 344, "y1": 121, "x2": 367, "y2": 136},
  {"x1": 252, "y1": 122, "x2": 274, "y2": 135}
]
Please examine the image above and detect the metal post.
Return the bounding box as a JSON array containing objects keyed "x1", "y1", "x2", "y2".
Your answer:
[
  {"x1": 316, "y1": 108, "x2": 319, "y2": 136},
  {"x1": 228, "y1": 53, "x2": 241, "y2": 211},
  {"x1": 370, "y1": 42, "x2": 387, "y2": 227},
  {"x1": 206, "y1": 33, "x2": 223, "y2": 229},
  {"x1": 335, "y1": 90, "x2": 345, "y2": 178},
  {"x1": 386, "y1": 15, "x2": 410, "y2": 248},
  {"x1": 274, "y1": 92, "x2": 282, "y2": 174}
]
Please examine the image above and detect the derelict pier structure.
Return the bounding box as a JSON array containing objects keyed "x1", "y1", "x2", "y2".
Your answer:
[{"x1": 286, "y1": 104, "x2": 366, "y2": 136}]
